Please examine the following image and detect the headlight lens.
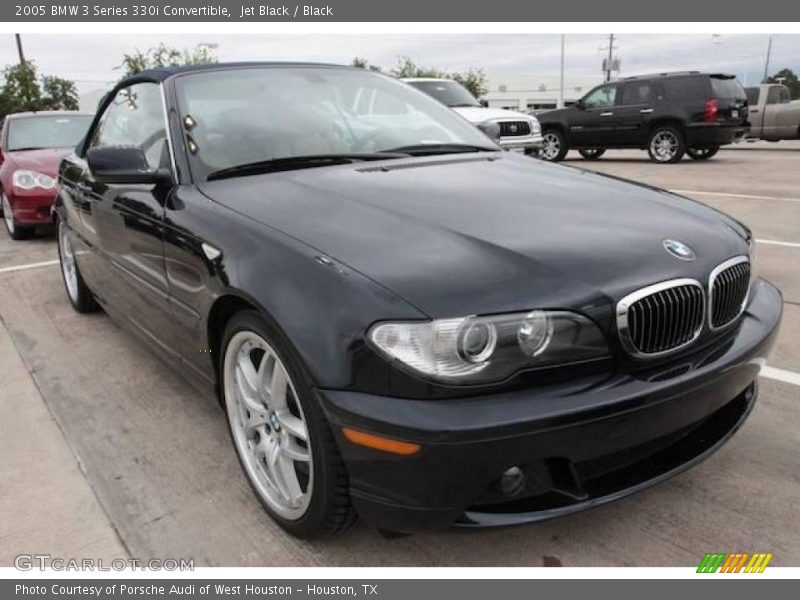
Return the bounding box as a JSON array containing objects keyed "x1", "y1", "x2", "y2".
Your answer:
[
  {"x1": 368, "y1": 310, "x2": 608, "y2": 384},
  {"x1": 13, "y1": 170, "x2": 56, "y2": 190}
]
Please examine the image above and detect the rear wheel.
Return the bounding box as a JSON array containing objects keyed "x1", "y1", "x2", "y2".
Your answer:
[
  {"x1": 686, "y1": 146, "x2": 719, "y2": 160},
  {"x1": 541, "y1": 130, "x2": 568, "y2": 162},
  {"x1": 221, "y1": 310, "x2": 356, "y2": 539},
  {"x1": 2, "y1": 191, "x2": 34, "y2": 240},
  {"x1": 57, "y1": 218, "x2": 98, "y2": 313},
  {"x1": 578, "y1": 148, "x2": 606, "y2": 160},
  {"x1": 647, "y1": 126, "x2": 686, "y2": 163}
]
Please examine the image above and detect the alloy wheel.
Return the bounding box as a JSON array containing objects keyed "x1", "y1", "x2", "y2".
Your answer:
[
  {"x1": 58, "y1": 221, "x2": 79, "y2": 303},
  {"x1": 650, "y1": 131, "x2": 679, "y2": 162},
  {"x1": 542, "y1": 132, "x2": 562, "y2": 160},
  {"x1": 2, "y1": 192, "x2": 15, "y2": 235},
  {"x1": 223, "y1": 331, "x2": 313, "y2": 520}
]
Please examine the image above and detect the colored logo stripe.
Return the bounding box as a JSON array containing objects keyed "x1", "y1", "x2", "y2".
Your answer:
[{"x1": 697, "y1": 552, "x2": 773, "y2": 573}]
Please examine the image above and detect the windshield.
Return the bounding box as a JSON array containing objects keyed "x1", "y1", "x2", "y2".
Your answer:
[
  {"x1": 405, "y1": 80, "x2": 481, "y2": 108},
  {"x1": 175, "y1": 67, "x2": 494, "y2": 179},
  {"x1": 6, "y1": 115, "x2": 93, "y2": 151}
]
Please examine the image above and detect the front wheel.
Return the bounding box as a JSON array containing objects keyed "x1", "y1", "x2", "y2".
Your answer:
[
  {"x1": 221, "y1": 310, "x2": 356, "y2": 539},
  {"x1": 57, "y1": 218, "x2": 98, "y2": 313},
  {"x1": 686, "y1": 146, "x2": 719, "y2": 160},
  {"x1": 647, "y1": 126, "x2": 686, "y2": 163},
  {"x1": 578, "y1": 148, "x2": 606, "y2": 160},
  {"x1": 541, "y1": 130, "x2": 569, "y2": 162},
  {"x1": 2, "y1": 191, "x2": 34, "y2": 240}
]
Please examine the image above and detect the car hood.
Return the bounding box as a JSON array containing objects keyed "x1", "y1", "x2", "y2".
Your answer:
[
  {"x1": 452, "y1": 106, "x2": 534, "y2": 124},
  {"x1": 198, "y1": 154, "x2": 748, "y2": 318},
  {"x1": 5, "y1": 147, "x2": 71, "y2": 176}
]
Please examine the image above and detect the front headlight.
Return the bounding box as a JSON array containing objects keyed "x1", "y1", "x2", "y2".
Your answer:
[
  {"x1": 13, "y1": 170, "x2": 56, "y2": 190},
  {"x1": 368, "y1": 310, "x2": 608, "y2": 384},
  {"x1": 530, "y1": 117, "x2": 541, "y2": 135}
]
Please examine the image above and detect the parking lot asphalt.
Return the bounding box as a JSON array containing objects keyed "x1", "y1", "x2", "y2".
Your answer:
[{"x1": 1, "y1": 144, "x2": 798, "y2": 567}]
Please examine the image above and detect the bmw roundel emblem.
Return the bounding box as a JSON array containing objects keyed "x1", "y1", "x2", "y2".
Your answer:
[{"x1": 663, "y1": 239, "x2": 696, "y2": 261}]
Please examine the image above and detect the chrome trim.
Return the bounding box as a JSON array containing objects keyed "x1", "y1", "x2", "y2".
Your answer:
[
  {"x1": 159, "y1": 83, "x2": 179, "y2": 182},
  {"x1": 616, "y1": 278, "x2": 705, "y2": 358},
  {"x1": 708, "y1": 255, "x2": 750, "y2": 332}
]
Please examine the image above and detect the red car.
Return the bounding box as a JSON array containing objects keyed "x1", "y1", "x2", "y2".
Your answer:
[{"x1": 1, "y1": 111, "x2": 94, "y2": 240}]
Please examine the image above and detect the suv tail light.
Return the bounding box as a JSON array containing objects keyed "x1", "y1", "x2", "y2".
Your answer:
[{"x1": 704, "y1": 98, "x2": 719, "y2": 122}]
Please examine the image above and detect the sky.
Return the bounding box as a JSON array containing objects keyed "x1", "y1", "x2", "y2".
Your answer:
[{"x1": 1, "y1": 33, "x2": 798, "y2": 97}]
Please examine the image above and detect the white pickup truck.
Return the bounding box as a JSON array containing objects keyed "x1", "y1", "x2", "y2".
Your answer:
[
  {"x1": 402, "y1": 78, "x2": 544, "y2": 155},
  {"x1": 744, "y1": 84, "x2": 800, "y2": 141}
]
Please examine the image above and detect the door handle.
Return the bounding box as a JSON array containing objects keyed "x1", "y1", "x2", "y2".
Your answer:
[
  {"x1": 750, "y1": 108, "x2": 760, "y2": 113},
  {"x1": 75, "y1": 182, "x2": 93, "y2": 194},
  {"x1": 600, "y1": 111, "x2": 614, "y2": 117},
  {"x1": 640, "y1": 108, "x2": 654, "y2": 114}
]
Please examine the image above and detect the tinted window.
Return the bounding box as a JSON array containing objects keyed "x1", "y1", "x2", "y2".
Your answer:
[
  {"x1": 91, "y1": 82, "x2": 168, "y2": 169},
  {"x1": 767, "y1": 86, "x2": 791, "y2": 104},
  {"x1": 745, "y1": 87, "x2": 760, "y2": 104},
  {"x1": 710, "y1": 77, "x2": 746, "y2": 100},
  {"x1": 621, "y1": 82, "x2": 654, "y2": 105},
  {"x1": 583, "y1": 85, "x2": 617, "y2": 109},
  {"x1": 6, "y1": 115, "x2": 93, "y2": 152},
  {"x1": 407, "y1": 80, "x2": 481, "y2": 108},
  {"x1": 661, "y1": 77, "x2": 708, "y2": 101}
]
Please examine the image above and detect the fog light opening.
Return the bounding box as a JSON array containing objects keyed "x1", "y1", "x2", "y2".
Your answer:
[{"x1": 499, "y1": 466, "x2": 526, "y2": 497}]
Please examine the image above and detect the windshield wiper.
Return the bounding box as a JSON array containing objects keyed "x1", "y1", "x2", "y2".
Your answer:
[
  {"x1": 380, "y1": 143, "x2": 499, "y2": 157},
  {"x1": 207, "y1": 153, "x2": 410, "y2": 181},
  {"x1": 9, "y1": 146, "x2": 46, "y2": 152},
  {"x1": 449, "y1": 103, "x2": 481, "y2": 108}
]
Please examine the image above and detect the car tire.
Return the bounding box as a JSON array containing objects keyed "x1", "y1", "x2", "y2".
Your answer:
[
  {"x1": 578, "y1": 148, "x2": 606, "y2": 160},
  {"x1": 2, "y1": 190, "x2": 35, "y2": 240},
  {"x1": 56, "y1": 218, "x2": 99, "y2": 313},
  {"x1": 647, "y1": 126, "x2": 686, "y2": 163},
  {"x1": 686, "y1": 146, "x2": 719, "y2": 160},
  {"x1": 541, "y1": 129, "x2": 569, "y2": 162},
  {"x1": 220, "y1": 310, "x2": 356, "y2": 539}
]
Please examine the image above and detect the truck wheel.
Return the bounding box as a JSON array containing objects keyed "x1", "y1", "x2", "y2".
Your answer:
[
  {"x1": 687, "y1": 146, "x2": 719, "y2": 160},
  {"x1": 578, "y1": 148, "x2": 606, "y2": 160},
  {"x1": 647, "y1": 126, "x2": 686, "y2": 163},
  {"x1": 541, "y1": 130, "x2": 568, "y2": 162}
]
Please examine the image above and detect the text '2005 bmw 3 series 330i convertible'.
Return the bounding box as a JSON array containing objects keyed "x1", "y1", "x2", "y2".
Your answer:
[{"x1": 53, "y1": 63, "x2": 782, "y2": 538}]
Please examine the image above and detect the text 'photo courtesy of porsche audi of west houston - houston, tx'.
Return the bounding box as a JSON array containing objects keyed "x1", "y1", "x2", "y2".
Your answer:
[{"x1": 53, "y1": 63, "x2": 781, "y2": 539}]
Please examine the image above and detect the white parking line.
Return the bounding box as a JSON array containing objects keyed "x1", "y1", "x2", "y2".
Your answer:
[
  {"x1": 761, "y1": 366, "x2": 800, "y2": 387},
  {"x1": 671, "y1": 189, "x2": 800, "y2": 204},
  {"x1": 0, "y1": 259, "x2": 59, "y2": 274},
  {"x1": 756, "y1": 239, "x2": 800, "y2": 249}
]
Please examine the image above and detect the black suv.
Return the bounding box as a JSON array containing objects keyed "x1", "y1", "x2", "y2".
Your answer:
[{"x1": 538, "y1": 72, "x2": 749, "y2": 163}]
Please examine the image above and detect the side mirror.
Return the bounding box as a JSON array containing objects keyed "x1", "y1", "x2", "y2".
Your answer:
[
  {"x1": 479, "y1": 99, "x2": 489, "y2": 107},
  {"x1": 477, "y1": 120, "x2": 501, "y2": 141},
  {"x1": 86, "y1": 146, "x2": 171, "y2": 185},
  {"x1": 574, "y1": 99, "x2": 585, "y2": 110}
]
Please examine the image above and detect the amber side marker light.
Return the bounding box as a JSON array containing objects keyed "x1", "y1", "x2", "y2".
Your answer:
[{"x1": 341, "y1": 428, "x2": 421, "y2": 455}]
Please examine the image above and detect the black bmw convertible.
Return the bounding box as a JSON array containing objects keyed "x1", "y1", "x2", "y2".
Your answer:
[{"x1": 54, "y1": 62, "x2": 782, "y2": 538}]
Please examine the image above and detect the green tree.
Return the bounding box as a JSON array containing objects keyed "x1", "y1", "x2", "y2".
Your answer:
[
  {"x1": 351, "y1": 57, "x2": 382, "y2": 72},
  {"x1": 767, "y1": 68, "x2": 800, "y2": 99},
  {"x1": 0, "y1": 61, "x2": 43, "y2": 116},
  {"x1": 119, "y1": 43, "x2": 218, "y2": 77},
  {"x1": 388, "y1": 56, "x2": 488, "y2": 99},
  {"x1": 41, "y1": 75, "x2": 79, "y2": 110}
]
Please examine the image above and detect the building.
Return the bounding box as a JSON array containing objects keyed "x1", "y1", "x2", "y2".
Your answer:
[{"x1": 484, "y1": 75, "x2": 603, "y2": 113}]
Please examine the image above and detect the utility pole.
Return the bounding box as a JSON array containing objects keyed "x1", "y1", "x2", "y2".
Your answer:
[
  {"x1": 604, "y1": 33, "x2": 614, "y2": 82},
  {"x1": 558, "y1": 34, "x2": 565, "y2": 109},
  {"x1": 15, "y1": 34, "x2": 26, "y2": 64},
  {"x1": 762, "y1": 36, "x2": 773, "y2": 82}
]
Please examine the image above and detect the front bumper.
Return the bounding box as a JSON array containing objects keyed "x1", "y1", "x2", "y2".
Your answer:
[
  {"x1": 4, "y1": 188, "x2": 57, "y2": 224},
  {"x1": 499, "y1": 133, "x2": 544, "y2": 152},
  {"x1": 320, "y1": 279, "x2": 782, "y2": 533}
]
